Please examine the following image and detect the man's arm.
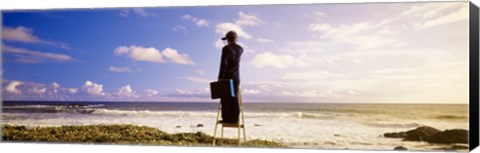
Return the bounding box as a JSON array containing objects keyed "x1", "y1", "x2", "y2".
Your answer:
[{"x1": 218, "y1": 47, "x2": 228, "y2": 80}]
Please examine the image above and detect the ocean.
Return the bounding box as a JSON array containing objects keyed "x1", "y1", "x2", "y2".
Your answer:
[{"x1": 1, "y1": 101, "x2": 469, "y2": 151}]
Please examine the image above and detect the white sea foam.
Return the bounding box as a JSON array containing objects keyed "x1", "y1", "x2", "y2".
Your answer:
[
  {"x1": 90, "y1": 109, "x2": 335, "y2": 119},
  {"x1": 3, "y1": 104, "x2": 104, "y2": 109},
  {"x1": 3, "y1": 105, "x2": 54, "y2": 108},
  {"x1": 363, "y1": 122, "x2": 422, "y2": 128},
  {"x1": 82, "y1": 104, "x2": 105, "y2": 108}
]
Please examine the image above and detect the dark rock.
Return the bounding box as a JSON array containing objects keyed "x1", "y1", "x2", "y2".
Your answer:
[
  {"x1": 384, "y1": 126, "x2": 469, "y2": 145},
  {"x1": 450, "y1": 144, "x2": 469, "y2": 150},
  {"x1": 384, "y1": 126, "x2": 440, "y2": 141},
  {"x1": 394, "y1": 146, "x2": 407, "y2": 150},
  {"x1": 403, "y1": 126, "x2": 441, "y2": 141},
  {"x1": 254, "y1": 124, "x2": 261, "y2": 127},
  {"x1": 334, "y1": 134, "x2": 342, "y2": 137},
  {"x1": 196, "y1": 124, "x2": 204, "y2": 128},
  {"x1": 384, "y1": 132, "x2": 407, "y2": 138},
  {"x1": 426, "y1": 129, "x2": 468, "y2": 144},
  {"x1": 176, "y1": 125, "x2": 181, "y2": 128},
  {"x1": 434, "y1": 144, "x2": 469, "y2": 151}
]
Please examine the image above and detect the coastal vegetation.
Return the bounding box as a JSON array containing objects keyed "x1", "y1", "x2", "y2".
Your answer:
[{"x1": 2, "y1": 124, "x2": 284, "y2": 148}]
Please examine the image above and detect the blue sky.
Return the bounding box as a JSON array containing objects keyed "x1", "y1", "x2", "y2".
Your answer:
[{"x1": 2, "y1": 2, "x2": 470, "y2": 103}]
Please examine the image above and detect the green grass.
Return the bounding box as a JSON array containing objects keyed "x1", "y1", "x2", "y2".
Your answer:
[{"x1": 2, "y1": 124, "x2": 284, "y2": 148}]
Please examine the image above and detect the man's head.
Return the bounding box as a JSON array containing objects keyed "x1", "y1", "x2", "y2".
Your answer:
[{"x1": 221, "y1": 31, "x2": 238, "y2": 43}]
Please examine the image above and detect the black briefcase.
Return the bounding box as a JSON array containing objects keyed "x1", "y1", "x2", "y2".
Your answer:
[{"x1": 210, "y1": 79, "x2": 235, "y2": 99}]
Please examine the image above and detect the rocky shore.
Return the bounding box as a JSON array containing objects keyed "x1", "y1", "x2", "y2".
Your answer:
[{"x1": 384, "y1": 126, "x2": 469, "y2": 151}]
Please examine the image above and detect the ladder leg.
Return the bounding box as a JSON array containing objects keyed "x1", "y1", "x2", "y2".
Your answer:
[
  {"x1": 212, "y1": 103, "x2": 222, "y2": 146},
  {"x1": 240, "y1": 88, "x2": 247, "y2": 143},
  {"x1": 241, "y1": 106, "x2": 246, "y2": 143},
  {"x1": 243, "y1": 121, "x2": 247, "y2": 143},
  {"x1": 212, "y1": 123, "x2": 218, "y2": 146},
  {"x1": 238, "y1": 125, "x2": 241, "y2": 146},
  {"x1": 220, "y1": 124, "x2": 224, "y2": 144}
]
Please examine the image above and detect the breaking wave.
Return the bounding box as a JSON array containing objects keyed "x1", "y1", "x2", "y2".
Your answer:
[{"x1": 90, "y1": 108, "x2": 334, "y2": 119}]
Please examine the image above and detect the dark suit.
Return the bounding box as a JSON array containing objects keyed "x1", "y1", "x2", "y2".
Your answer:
[{"x1": 218, "y1": 43, "x2": 243, "y2": 123}]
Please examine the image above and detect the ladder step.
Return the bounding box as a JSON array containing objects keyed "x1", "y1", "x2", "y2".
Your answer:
[{"x1": 218, "y1": 123, "x2": 245, "y2": 128}]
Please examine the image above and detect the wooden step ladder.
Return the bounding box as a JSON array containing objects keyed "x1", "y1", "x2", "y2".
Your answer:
[{"x1": 212, "y1": 89, "x2": 246, "y2": 146}]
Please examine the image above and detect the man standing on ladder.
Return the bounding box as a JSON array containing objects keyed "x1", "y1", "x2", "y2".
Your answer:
[{"x1": 218, "y1": 30, "x2": 243, "y2": 123}]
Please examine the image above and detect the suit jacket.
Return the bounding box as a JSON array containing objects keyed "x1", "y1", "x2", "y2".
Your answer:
[{"x1": 218, "y1": 43, "x2": 243, "y2": 83}]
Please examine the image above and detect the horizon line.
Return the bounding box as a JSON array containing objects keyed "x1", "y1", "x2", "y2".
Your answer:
[{"x1": 1, "y1": 100, "x2": 469, "y2": 105}]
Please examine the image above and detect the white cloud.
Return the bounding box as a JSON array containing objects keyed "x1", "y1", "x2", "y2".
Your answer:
[
  {"x1": 52, "y1": 82, "x2": 60, "y2": 93},
  {"x1": 214, "y1": 39, "x2": 226, "y2": 48},
  {"x1": 2, "y1": 26, "x2": 40, "y2": 43},
  {"x1": 31, "y1": 87, "x2": 47, "y2": 95},
  {"x1": 108, "y1": 66, "x2": 140, "y2": 73},
  {"x1": 393, "y1": 42, "x2": 408, "y2": 47},
  {"x1": 195, "y1": 19, "x2": 210, "y2": 27},
  {"x1": 119, "y1": 8, "x2": 157, "y2": 17},
  {"x1": 375, "y1": 3, "x2": 468, "y2": 31},
  {"x1": 182, "y1": 14, "x2": 192, "y2": 19},
  {"x1": 243, "y1": 89, "x2": 261, "y2": 95},
  {"x1": 175, "y1": 88, "x2": 209, "y2": 95},
  {"x1": 285, "y1": 41, "x2": 325, "y2": 52},
  {"x1": 281, "y1": 90, "x2": 326, "y2": 98},
  {"x1": 3, "y1": 80, "x2": 81, "y2": 100},
  {"x1": 181, "y1": 76, "x2": 212, "y2": 83},
  {"x1": 215, "y1": 11, "x2": 263, "y2": 40},
  {"x1": 182, "y1": 14, "x2": 210, "y2": 27},
  {"x1": 133, "y1": 8, "x2": 157, "y2": 17},
  {"x1": 2, "y1": 26, "x2": 71, "y2": 49},
  {"x1": 235, "y1": 11, "x2": 263, "y2": 26},
  {"x1": 257, "y1": 38, "x2": 274, "y2": 43},
  {"x1": 267, "y1": 47, "x2": 468, "y2": 103},
  {"x1": 81, "y1": 81, "x2": 105, "y2": 96},
  {"x1": 173, "y1": 25, "x2": 188, "y2": 35},
  {"x1": 240, "y1": 35, "x2": 467, "y2": 102},
  {"x1": 145, "y1": 89, "x2": 160, "y2": 97},
  {"x1": 303, "y1": 11, "x2": 327, "y2": 21},
  {"x1": 114, "y1": 45, "x2": 194, "y2": 65},
  {"x1": 162, "y1": 48, "x2": 194, "y2": 65},
  {"x1": 390, "y1": 3, "x2": 468, "y2": 30},
  {"x1": 279, "y1": 71, "x2": 341, "y2": 81},
  {"x1": 161, "y1": 88, "x2": 211, "y2": 101},
  {"x1": 114, "y1": 85, "x2": 138, "y2": 97},
  {"x1": 416, "y1": 4, "x2": 468, "y2": 29},
  {"x1": 6, "y1": 81, "x2": 23, "y2": 94},
  {"x1": 2, "y1": 44, "x2": 73, "y2": 63},
  {"x1": 119, "y1": 9, "x2": 129, "y2": 17},
  {"x1": 216, "y1": 22, "x2": 252, "y2": 40},
  {"x1": 67, "y1": 88, "x2": 78, "y2": 94},
  {"x1": 196, "y1": 69, "x2": 205, "y2": 75},
  {"x1": 303, "y1": 21, "x2": 401, "y2": 51},
  {"x1": 52, "y1": 82, "x2": 60, "y2": 88},
  {"x1": 250, "y1": 52, "x2": 319, "y2": 68},
  {"x1": 308, "y1": 23, "x2": 331, "y2": 32},
  {"x1": 303, "y1": 3, "x2": 468, "y2": 52}
]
